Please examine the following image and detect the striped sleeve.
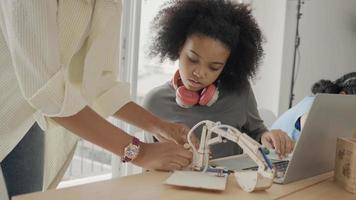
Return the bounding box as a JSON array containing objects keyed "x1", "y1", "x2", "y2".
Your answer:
[{"x1": 0, "y1": 0, "x2": 87, "y2": 129}]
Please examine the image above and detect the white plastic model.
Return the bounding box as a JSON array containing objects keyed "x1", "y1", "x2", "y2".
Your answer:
[{"x1": 187, "y1": 120, "x2": 275, "y2": 192}]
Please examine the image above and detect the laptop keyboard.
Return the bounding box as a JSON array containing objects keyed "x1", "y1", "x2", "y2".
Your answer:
[
  {"x1": 273, "y1": 160, "x2": 289, "y2": 172},
  {"x1": 273, "y1": 160, "x2": 289, "y2": 178},
  {"x1": 242, "y1": 160, "x2": 290, "y2": 179}
]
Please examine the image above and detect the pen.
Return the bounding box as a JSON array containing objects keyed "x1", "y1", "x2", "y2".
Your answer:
[{"x1": 258, "y1": 147, "x2": 273, "y2": 170}]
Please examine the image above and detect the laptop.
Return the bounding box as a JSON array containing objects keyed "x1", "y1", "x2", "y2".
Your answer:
[{"x1": 210, "y1": 94, "x2": 356, "y2": 184}]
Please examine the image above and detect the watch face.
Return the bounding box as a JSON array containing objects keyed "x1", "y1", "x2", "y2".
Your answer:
[{"x1": 126, "y1": 144, "x2": 140, "y2": 159}]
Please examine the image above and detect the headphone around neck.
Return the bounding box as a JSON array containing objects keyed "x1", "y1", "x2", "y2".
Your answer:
[{"x1": 171, "y1": 70, "x2": 219, "y2": 108}]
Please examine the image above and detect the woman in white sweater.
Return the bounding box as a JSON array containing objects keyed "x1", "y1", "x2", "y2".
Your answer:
[{"x1": 0, "y1": 0, "x2": 192, "y2": 199}]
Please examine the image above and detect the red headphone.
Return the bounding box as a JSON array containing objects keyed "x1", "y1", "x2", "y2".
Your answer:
[{"x1": 171, "y1": 70, "x2": 219, "y2": 108}]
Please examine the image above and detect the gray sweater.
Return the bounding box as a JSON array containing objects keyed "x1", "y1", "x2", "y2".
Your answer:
[{"x1": 143, "y1": 82, "x2": 268, "y2": 159}]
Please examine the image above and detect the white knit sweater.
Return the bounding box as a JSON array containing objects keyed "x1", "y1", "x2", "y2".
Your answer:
[{"x1": 0, "y1": 0, "x2": 130, "y2": 190}]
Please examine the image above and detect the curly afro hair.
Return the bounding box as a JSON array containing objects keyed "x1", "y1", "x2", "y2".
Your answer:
[
  {"x1": 149, "y1": 0, "x2": 264, "y2": 92},
  {"x1": 311, "y1": 72, "x2": 356, "y2": 95}
]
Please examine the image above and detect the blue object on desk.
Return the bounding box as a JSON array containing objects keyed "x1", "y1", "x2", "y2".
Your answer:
[
  {"x1": 261, "y1": 147, "x2": 270, "y2": 155},
  {"x1": 258, "y1": 147, "x2": 273, "y2": 170}
]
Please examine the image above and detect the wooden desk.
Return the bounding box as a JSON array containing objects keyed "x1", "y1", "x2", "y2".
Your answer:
[
  {"x1": 281, "y1": 178, "x2": 356, "y2": 200},
  {"x1": 13, "y1": 171, "x2": 355, "y2": 200}
]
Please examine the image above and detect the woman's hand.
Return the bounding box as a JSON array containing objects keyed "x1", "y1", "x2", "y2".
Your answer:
[
  {"x1": 154, "y1": 120, "x2": 199, "y2": 148},
  {"x1": 133, "y1": 142, "x2": 193, "y2": 171},
  {"x1": 261, "y1": 129, "x2": 294, "y2": 158},
  {"x1": 113, "y1": 102, "x2": 199, "y2": 147}
]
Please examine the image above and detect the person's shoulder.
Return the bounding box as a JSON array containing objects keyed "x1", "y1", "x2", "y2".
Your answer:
[
  {"x1": 145, "y1": 82, "x2": 173, "y2": 98},
  {"x1": 294, "y1": 96, "x2": 315, "y2": 108},
  {"x1": 220, "y1": 81, "x2": 251, "y2": 96},
  {"x1": 142, "y1": 82, "x2": 174, "y2": 109},
  {"x1": 303, "y1": 96, "x2": 315, "y2": 103},
  {"x1": 277, "y1": 96, "x2": 314, "y2": 119},
  {"x1": 216, "y1": 83, "x2": 251, "y2": 107}
]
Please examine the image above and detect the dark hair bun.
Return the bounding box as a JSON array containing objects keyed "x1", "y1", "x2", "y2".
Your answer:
[{"x1": 311, "y1": 80, "x2": 340, "y2": 94}]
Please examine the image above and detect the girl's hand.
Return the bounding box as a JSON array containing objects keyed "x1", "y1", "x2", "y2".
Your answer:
[
  {"x1": 261, "y1": 129, "x2": 294, "y2": 158},
  {"x1": 133, "y1": 142, "x2": 193, "y2": 171}
]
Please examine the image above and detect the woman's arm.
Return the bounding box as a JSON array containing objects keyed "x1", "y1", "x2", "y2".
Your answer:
[
  {"x1": 52, "y1": 106, "x2": 192, "y2": 171},
  {"x1": 114, "y1": 102, "x2": 196, "y2": 145},
  {"x1": 53, "y1": 106, "x2": 131, "y2": 156}
]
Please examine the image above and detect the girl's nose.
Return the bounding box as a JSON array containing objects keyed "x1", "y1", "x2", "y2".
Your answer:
[
  {"x1": 193, "y1": 66, "x2": 205, "y2": 79},
  {"x1": 193, "y1": 71, "x2": 201, "y2": 78}
]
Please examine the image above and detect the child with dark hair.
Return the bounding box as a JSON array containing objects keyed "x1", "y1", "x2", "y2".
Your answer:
[
  {"x1": 143, "y1": 0, "x2": 293, "y2": 159},
  {"x1": 271, "y1": 72, "x2": 356, "y2": 141}
]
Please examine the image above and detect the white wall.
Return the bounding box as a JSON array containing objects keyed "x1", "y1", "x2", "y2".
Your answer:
[
  {"x1": 250, "y1": 0, "x2": 288, "y2": 116},
  {"x1": 252, "y1": 0, "x2": 356, "y2": 116},
  {"x1": 282, "y1": 0, "x2": 356, "y2": 110},
  {"x1": 278, "y1": 0, "x2": 301, "y2": 115}
]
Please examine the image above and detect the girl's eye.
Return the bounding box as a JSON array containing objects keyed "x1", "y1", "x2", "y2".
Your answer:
[
  {"x1": 188, "y1": 56, "x2": 198, "y2": 63},
  {"x1": 209, "y1": 67, "x2": 220, "y2": 71}
]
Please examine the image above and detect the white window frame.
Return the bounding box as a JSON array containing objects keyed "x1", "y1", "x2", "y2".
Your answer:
[{"x1": 111, "y1": 0, "x2": 143, "y2": 178}]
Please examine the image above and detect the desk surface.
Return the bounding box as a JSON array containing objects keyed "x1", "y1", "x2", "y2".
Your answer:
[
  {"x1": 281, "y1": 178, "x2": 356, "y2": 200},
  {"x1": 13, "y1": 171, "x2": 355, "y2": 200}
]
